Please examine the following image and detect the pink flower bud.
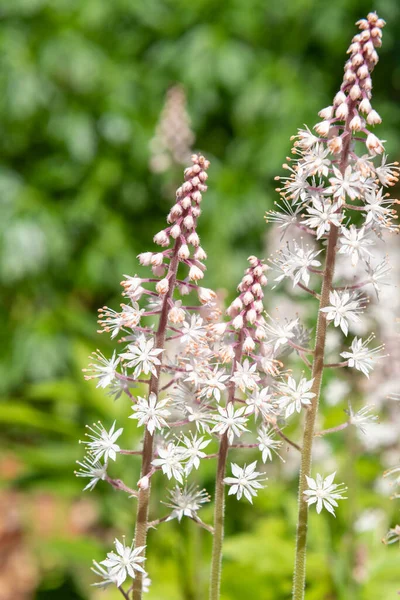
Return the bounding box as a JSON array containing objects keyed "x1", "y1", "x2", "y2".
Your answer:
[
  {"x1": 170, "y1": 224, "x2": 181, "y2": 239},
  {"x1": 247, "y1": 255, "x2": 259, "y2": 267},
  {"x1": 181, "y1": 196, "x2": 192, "y2": 210},
  {"x1": 156, "y1": 278, "x2": 169, "y2": 295},
  {"x1": 151, "y1": 253, "x2": 164, "y2": 266},
  {"x1": 137, "y1": 252, "x2": 153, "y2": 266},
  {"x1": 153, "y1": 230, "x2": 170, "y2": 247},
  {"x1": 335, "y1": 102, "x2": 349, "y2": 120},
  {"x1": 187, "y1": 232, "x2": 200, "y2": 247},
  {"x1": 318, "y1": 106, "x2": 334, "y2": 119},
  {"x1": 183, "y1": 215, "x2": 194, "y2": 229},
  {"x1": 189, "y1": 264, "x2": 204, "y2": 281},
  {"x1": 243, "y1": 291, "x2": 254, "y2": 305},
  {"x1": 198, "y1": 287, "x2": 216, "y2": 304},
  {"x1": 194, "y1": 247, "x2": 207, "y2": 260},
  {"x1": 350, "y1": 84, "x2": 361, "y2": 100},
  {"x1": 349, "y1": 115, "x2": 362, "y2": 131},
  {"x1": 357, "y1": 65, "x2": 369, "y2": 79},
  {"x1": 366, "y1": 110, "x2": 382, "y2": 125},
  {"x1": 138, "y1": 476, "x2": 149, "y2": 490},
  {"x1": 333, "y1": 91, "x2": 346, "y2": 106},
  {"x1": 212, "y1": 322, "x2": 227, "y2": 336},
  {"x1": 359, "y1": 98, "x2": 372, "y2": 113},
  {"x1": 168, "y1": 305, "x2": 186, "y2": 324},
  {"x1": 255, "y1": 325, "x2": 266, "y2": 340},
  {"x1": 178, "y1": 244, "x2": 190, "y2": 260},
  {"x1": 246, "y1": 309, "x2": 257, "y2": 325},
  {"x1": 232, "y1": 314, "x2": 244, "y2": 329},
  {"x1": 366, "y1": 132, "x2": 385, "y2": 155},
  {"x1": 152, "y1": 265, "x2": 166, "y2": 277},
  {"x1": 253, "y1": 300, "x2": 263, "y2": 313},
  {"x1": 328, "y1": 136, "x2": 343, "y2": 154},
  {"x1": 191, "y1": 190, "x2": 202, "y2": 203},
  {"x1": 314, "y1": 121, "x2": 331, "y2": 137},
  {"x1": 243, "y1": 336, "x2": 256, "y2": 353}
]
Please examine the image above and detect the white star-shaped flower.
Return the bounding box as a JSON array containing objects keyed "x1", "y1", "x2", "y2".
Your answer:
[
  {"x1": 231, "y1": 359, "x2": 261, "y2": 392},
  {"x1": 277, "y1": 376, "x2": 315, "y2": 419},
  {"x1": 338, "y1": 225, "x2": 373, "y2": 267},
  {"x1": 302, "y1": 198, "x2": 342, "y2": 239},
  {"x1": 320, "y1": 290, "x2": 363, "y2": 336},
  {"x1": 120, "y1": 335, "x2": 163, "y2": 379},
  {"x1": 82, "y1": 420, "x2": 123, "y2": 462},
  {"x1": 129, "y1": 393, "x2": 170, "y2": 435},
  {"x1": 212, "y1": 404, "x2": 249, "y2": 444},
  {"x1": 340, "y1": 336, "x2": 385, "y2": 377},
  {"x1": 224, "y1": 461, "x2": 266, "y2": 503},
  {"x1": 304, "y1": 472, "x2": 347, "y2": 516},
  {"x1": 100, "y1": 538, "x2": 146, "y2": 588}
]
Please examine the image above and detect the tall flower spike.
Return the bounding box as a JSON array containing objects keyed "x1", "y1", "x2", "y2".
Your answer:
[
  {"x1": 265, "y1": 13, "x2": 398, "y2": 600},
  {"x1": 209, "y1": 256, "x2": 270, "y2": 600},
  {"x1": 79, "y1": 154, "x2": 213, "y2": 600}
]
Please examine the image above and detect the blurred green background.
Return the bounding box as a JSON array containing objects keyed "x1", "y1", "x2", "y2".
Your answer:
[{"x1": 1, "y1": 0, "x2": 400, "y2": 599}]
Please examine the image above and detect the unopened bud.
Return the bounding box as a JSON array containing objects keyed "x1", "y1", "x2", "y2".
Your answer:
[{"x1": 156, "y1": 278, "x2": 169, "y2": 295}]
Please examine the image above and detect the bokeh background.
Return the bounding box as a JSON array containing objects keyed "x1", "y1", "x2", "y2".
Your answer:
[{"x1": 1, "y1": 0, "x2": 400, "y2": 599}]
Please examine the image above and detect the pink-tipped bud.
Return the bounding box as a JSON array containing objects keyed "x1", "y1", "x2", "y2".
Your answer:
[
  {"x1": 232, "y1": 314, "x2": 244, "y2": 329},
  {"x1": 362, "y1": 78, "x2": 372, "y2": 91},
  {"x1": 242, "y1": 291, "x2": 254, "y2": 306},
  {"x1": 318, "y1": 106, "x2": 334, "y2": 119},
  {"x1": 359, "y1": 98, "x2": 372, "y2": 113},
  {"x1": 349, "y1": 115, "x2": 362, "y2": 131},
  {"x1": 227, "y1": 297, "x2": 243, "y2": 316},
  {"x1": 366, "y1": 132, "x2": 385, "y2": 155},
  {"x1": 198, "y1": 287, "x2": 216, "y2": 304},
  {"x1": 168, "y1": 304, "x2": 186, "y2": 324},
  {"x1": 152, "y1": 265, "x2": 165, "y2": 277},
  {"x1": 189, "y1": 264, "x2": 204, "y2": 281},
  {"x1": 335, "y1": 102, "x2": 349, "y2": 120},
  {"x1": 333, "y1": 91, "x2": 346, "y2": 106},
  {"x1": 328, "y1": 136, "x2": 343, "y2": 154},
  {"x1": 192, "y1": 206, "x2": 201, "y2": 218},
  {"x1": 351, "y1": 52, "x2": 364, "y2": 67},
  {"x1": 194, "y1": 247, "x2": 207, "y2": 260},
  {"x1": 181, "y1": 196, "x2": 192, "y2": 210},
  {"x1": 183, "y1": 214, "x2": 195, "y2": 229},
  {"x1": 170, "y1": 224, "x2": 181, "y2": 239},
  {"x1": 137, "y1": 252, "x2": 153, "y2": 266},
  {"x1": 252, "y1": 282, "x2": 263, "y2": 297},
  {"x1": 246, "y1": 309, "x2": 257, "y2": 325},
  {"x1": 138, "y1": 476, "x2": 149, "y2": 490},
  {"x1": 179, "y1": 283, "x2": 190, "y2": 295},
  {"x1": 187, "y1": 232, "x2": 200, "y2": 247},
  {"x1": 242, "y1": 274, "x2": 254, "y2": 287},
  {"x1": 151, "y1": 253, "x2": 164, "y2": 266},
  {"x1": 243, "y1": 336, "x2": 255, "y2": 353},
  {"x1": 357, "y1": 65, "x2": 369, "y2": 79},
  {"x1": 350, "y1": 84, "x2": 362, "y2": 100},
  {"x1": 314, "y1": 121, "x2": 331, "y2": 137},
  {"x1": 156, "y1": 278, "x2": 169, "y2": 295},
  {"x1": 253, "y1": 300, "x2": 263, "y2": 313},
  {"x1": 366, "y1": 110, "x2": 382, "y2": 125},
  {"x1": 248, "y1": 256, "x2": 259, "y2": 267},
  {"x1": 259, "y1": 275, "x2": 268, "y2": 286},
  {"x1": 191, "y1": 190, "x2": 202, "y2": 203},
  {"x1": 255, "y1": 325, "x2": 266, "y2": 340},
  {"x1": 178, "y1": 244, "x2": 190, "y2": 260},
  {"x1": 153, "y1": 230, "x2": 170, "y2": 247}
]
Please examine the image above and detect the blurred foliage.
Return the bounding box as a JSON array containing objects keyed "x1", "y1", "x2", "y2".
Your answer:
[{"x1": 1, "y1": 0, "x2": 400, "y2": 599}]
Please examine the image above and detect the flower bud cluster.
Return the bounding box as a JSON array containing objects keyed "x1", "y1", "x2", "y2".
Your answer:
[{"x1": 227, "y1": 256, "x2": 268, "y2": 340}]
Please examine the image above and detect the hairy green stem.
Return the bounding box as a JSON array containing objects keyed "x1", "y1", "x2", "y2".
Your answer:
[
  {"x1": 209, "y1": 333, "x2": 244, "y2": 600},
  {"x1": 132, "y1": 240, "x2": 181, "y2": 600}
]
